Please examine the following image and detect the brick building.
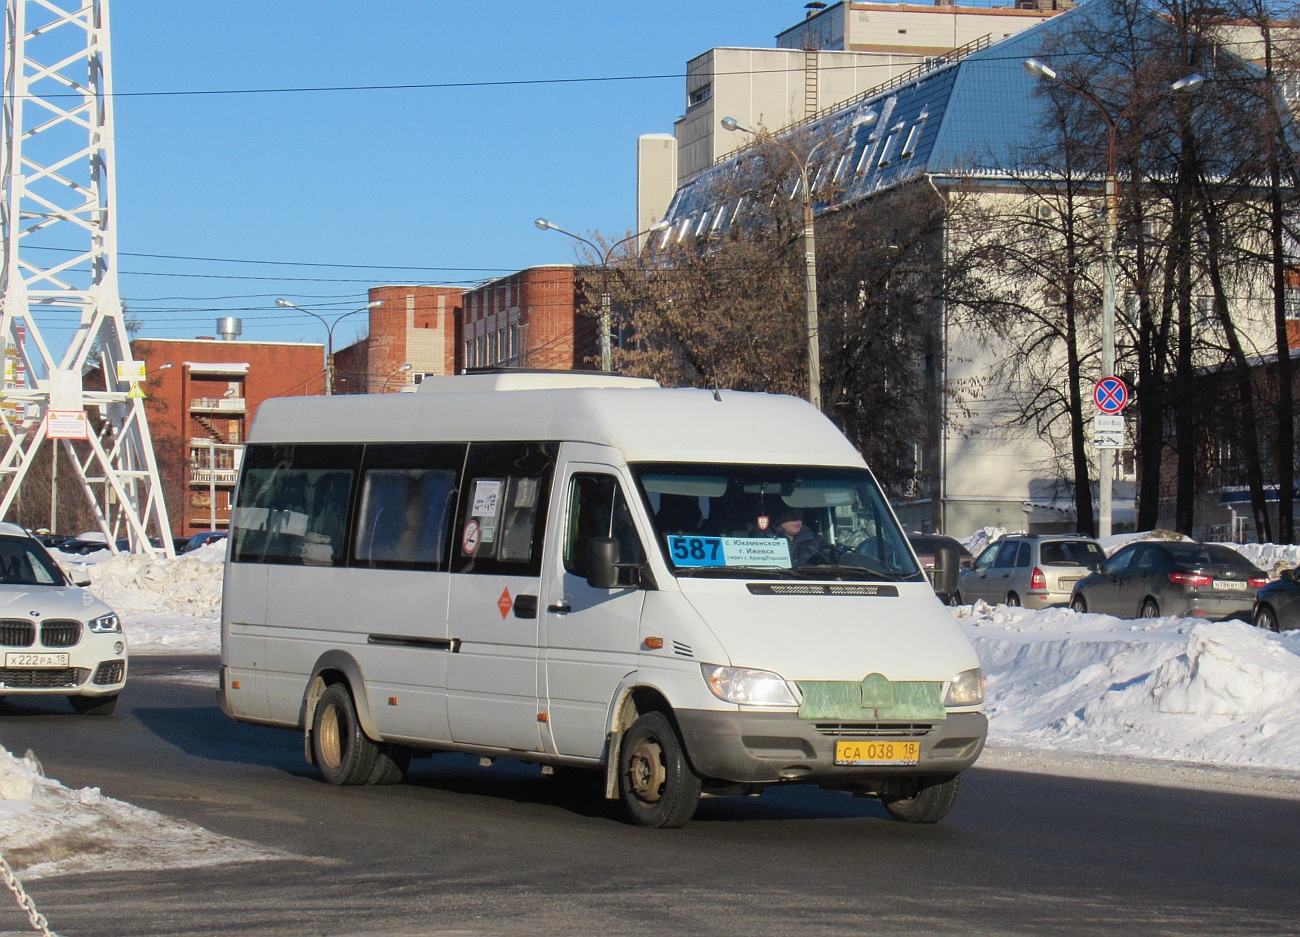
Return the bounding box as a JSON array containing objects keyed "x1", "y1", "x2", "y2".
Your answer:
[
  {"x1": 132, "y1": 336, "x2": 324, "y2": 537},
  {"x1": 459, "y1": 265, "x2": 598, "y2": 371},
  {"x1": 333, "y1": 285, "x2": 464, "y2": 393}
]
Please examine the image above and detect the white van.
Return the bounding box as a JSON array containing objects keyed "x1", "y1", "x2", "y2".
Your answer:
[{"x1": 218, "y1": 373, "x2": 985, "y2": 828}]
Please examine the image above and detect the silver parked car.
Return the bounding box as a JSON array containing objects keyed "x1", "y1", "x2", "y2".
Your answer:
[
  {"x1": 958, "y1": 535, "x2": 1105, "y2": 608},
  {"x1": 1070, "y1": 541, "x2": 1266, "y2": 620}
]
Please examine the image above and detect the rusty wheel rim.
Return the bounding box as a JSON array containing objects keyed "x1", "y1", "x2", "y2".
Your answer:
[{"x1": 627, "y1": 735, "x2": 666, "y2": 805}]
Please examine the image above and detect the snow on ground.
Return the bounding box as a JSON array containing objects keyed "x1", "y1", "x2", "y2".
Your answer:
[
  {"x1": 51, "y1": 541, "x2": 224, "y2": 654},
  {"x1": 957, "y1": 601, "x2": 1300, "y2": 772},
  {"x1": 0, "y1": 746, "x2": 290, "y2": 879}
]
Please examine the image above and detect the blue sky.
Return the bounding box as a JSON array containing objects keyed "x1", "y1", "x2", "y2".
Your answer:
[{"x1": 104, "y1": 1, "x2": 812, "y2": 347}]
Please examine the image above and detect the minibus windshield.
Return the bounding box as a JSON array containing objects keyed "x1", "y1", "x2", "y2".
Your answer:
[{"x1": 632, "y1": 464, "x2": 922, "y2": 582}]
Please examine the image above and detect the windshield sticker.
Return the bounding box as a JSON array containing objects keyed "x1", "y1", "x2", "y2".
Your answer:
[
  {"x1": 668, "y1": 535, "x2": 792, "y2": 568},
  {"x1": 471, "y1": 479, "x2": 502, "y2": 518}
]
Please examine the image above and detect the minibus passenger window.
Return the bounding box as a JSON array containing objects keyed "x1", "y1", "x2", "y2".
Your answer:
[
  {"x1": 354, "y1": 468, "x2": 457, "y2": 569},
  {"x1": 230, "y1": 443, "x2": 362, "y2": 566},
  {"x1": 564, "y1": 474, "x2": 645, "y2": 579}
]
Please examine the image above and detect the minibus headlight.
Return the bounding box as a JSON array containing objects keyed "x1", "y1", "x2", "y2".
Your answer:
[
  {"x1": 701, "y1": 664, "x2": 798, "y2": 707},
  {"x1": 944, "y1": 668, "x2": 984, "y2": 707},
  {"x1": 87, "y1": 613, "x2": 121, "y2": 634}
]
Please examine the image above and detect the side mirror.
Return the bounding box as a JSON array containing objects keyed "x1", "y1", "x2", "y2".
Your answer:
[
  {"x1": 71, "y1": 572, "x2": 92, "y2": 587},
  {"x1": 931, "y1": 544, "x2": 959, "y2": 599},
  {"x1": 587, "y1": 537, "x2": 619, "y2": 589},
  {"x1": 1282, "y1": 568, "x2": 1297, "y2": 583}
]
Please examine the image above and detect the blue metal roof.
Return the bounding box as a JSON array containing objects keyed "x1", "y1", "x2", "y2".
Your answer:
[{"x1": 659, "y1": 0, "x2": 1221, "y2": 230}]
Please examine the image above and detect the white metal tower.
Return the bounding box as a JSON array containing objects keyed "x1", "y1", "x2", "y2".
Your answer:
[{"x1": 0, "y1": 0, "x2": 172, "y2": 555}]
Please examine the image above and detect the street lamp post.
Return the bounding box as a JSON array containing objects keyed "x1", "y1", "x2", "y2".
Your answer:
[
  {"x1": 721, "y1": 110, "x2": 877, "y2": 411},
  {"x1": 379, "y1": 363, "x2": 412, "y2": 393},
  {"x1": 534, "y1": 219, "x2": 670, "y2": 372},
  {"x1": 1022, "y1": 59, "x2": 1202, "y2": 537},
  {"x1": 275, "y1": 299, "x2": 383, "y2": 395}
]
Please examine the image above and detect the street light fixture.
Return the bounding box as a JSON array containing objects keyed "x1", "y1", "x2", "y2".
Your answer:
[
  {"x1": 1023, "y1": 58, "x2": 1204, "y2": 537},
  {"x1": 380, "y1": 362, "x2": 412, "y2": 393},
  {"x1": 533, "y1": 218, "x2": 671, "y2": 372},
  {"x1": 275, "y1": 298, "x2": 382, "y2": 395},
  {"x1": 721, "y1": 109, "x2": 878, "y2": 411}
]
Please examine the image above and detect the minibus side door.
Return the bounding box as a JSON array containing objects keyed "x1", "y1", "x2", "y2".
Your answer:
[
  {"x1": 445, "y1": 442, "x2": 558, "y2": 753},
  {"x1": 541, "y1": 456, "x2": 649, "y2": 760}
]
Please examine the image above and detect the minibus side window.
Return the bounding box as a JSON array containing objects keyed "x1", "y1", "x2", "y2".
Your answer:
[
  {"x1": 452, "y1": 442, "x2": 558, "y2": 576},
  {"x1": 231, "y1": 444, "x2": 362, "y2": 566},
  {"x1": 352, "y1": 443, "x2": 466, "y2": 571},
  {"x1": 564, "y1": 474, "x2": 646, "y2": 579}
]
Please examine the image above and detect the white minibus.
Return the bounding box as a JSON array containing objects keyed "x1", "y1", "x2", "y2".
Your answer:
[{"x1": 219, "y1": 372, "x2": 985, "y2": 828}]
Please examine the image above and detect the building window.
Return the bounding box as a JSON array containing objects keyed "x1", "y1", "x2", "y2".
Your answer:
[
  {"x1": 1286, "y1": 288, "x2": 1300, "y2": 319},
  {"x1": 1195, "y1": 295, "x2": 1215, "y2": 328},
  {"x1": 877, "y1": 125, "x2": 902, "y2": 169},
  {"x1": 688, "y1": 84, "x2": 711, "y2": 107},
  {"x1": 508, "y1": 324, "x2": 519, "y2": 359},
  {"x1": 900, "y1": 114, "x2": 927, "y2": 159},
  {"x1": 464, "y1": 340, "x2": 473, "y2": 368}
]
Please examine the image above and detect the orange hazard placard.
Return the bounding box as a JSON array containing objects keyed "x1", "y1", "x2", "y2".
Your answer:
[{"x1": 497, "y1": 587, "x2": 513, "y2": 619}]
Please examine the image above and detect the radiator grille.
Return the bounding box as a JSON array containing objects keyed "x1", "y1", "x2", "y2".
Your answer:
[
  {"x1": 814, "y1": 722, "x2": 935, "y2": 738},
  {"x1": 0, "y1": 667, "x2": 88, "y2": 688},
  {"x1": 40, "y1": 620, "x2": 81, "y2": 648},
  {"x1": 92, "y1": 661, "x2": 125, "y2": 685},
  {"x1": 0, "y1": 620, "x2": 34, "y2": 648}
]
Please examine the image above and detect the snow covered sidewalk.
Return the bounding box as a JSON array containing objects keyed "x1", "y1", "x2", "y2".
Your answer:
[{"x1": 959, "y1": 602, "x2": 1300, "y2": 773}]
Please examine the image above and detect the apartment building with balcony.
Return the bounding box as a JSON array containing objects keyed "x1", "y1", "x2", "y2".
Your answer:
[{"x1": 132, "y1": 334, "x2": 325, "y2": 537}]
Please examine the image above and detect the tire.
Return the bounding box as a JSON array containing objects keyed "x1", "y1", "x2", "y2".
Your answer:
[
  {"x1": 311, "y1": 683, "x2": 380, "y2": 785},
  {"x1": 1005, "y1": 592, "x2": 1020, "y2": 607},
  {"x1": 69, "y1": 694, "x2": 117, "y2": 715},
  {"x1": 881, "y1": 774, "x2": 961, "y2": 824},
  {"x1": 618, "y1": 712, "x2": 702, "y2": 829},
  {"x1": 1071, "y1": 594, "x2": 1087, "y2": 613},
  {"x1": 1255, "y1": 605, "x2": 1280, "y2": 633},
  {"x1": 367, "y1": 745, "x2": 411, "y2": 785},
  {"x1": 1140, "y1": 598, "x2": 1160, "y2": 619}
]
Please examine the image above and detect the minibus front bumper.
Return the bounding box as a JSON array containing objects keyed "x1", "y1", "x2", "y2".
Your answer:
[{"x1": 674, "y1": 709, "x2": 987, "y2": 784}]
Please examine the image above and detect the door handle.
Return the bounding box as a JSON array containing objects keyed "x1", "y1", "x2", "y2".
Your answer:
[{"x1": 547, "y1": 602, "x2": 571, "y2": 614}]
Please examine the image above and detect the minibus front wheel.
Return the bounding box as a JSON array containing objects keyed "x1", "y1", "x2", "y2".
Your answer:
[
  {"x1": 619, "y1": 712, "x2": 702, "y2": 829},
  {"x1": 880, "y1": 774, "x2": 961, "y2": 823}
]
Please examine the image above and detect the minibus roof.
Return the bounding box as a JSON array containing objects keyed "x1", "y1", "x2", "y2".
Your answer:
[{"x1": 250, "y1": 375, "x2": 865, "y2": 467}]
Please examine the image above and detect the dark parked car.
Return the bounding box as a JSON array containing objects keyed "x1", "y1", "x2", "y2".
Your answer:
[
  {"x1": 1253, "y1": 568, "x2": 1300, "y2": 632},
  {"x1": 54, "y1": 537, "x2": 129, "y2": 555},
  {"x1": 1071, "y1": 541, "x2": 1266, "y2": 621},
  {"x1": 183, "y1": 530, "x2": 227, "y2": 553},
  {"x1": 907, "y1": 535, "x2": 972, "y2": 604}
]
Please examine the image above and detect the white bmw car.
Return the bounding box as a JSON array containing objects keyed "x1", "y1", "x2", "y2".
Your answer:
[{"x1": 0, "y1": 523, "x2": 126, "y2": 714}]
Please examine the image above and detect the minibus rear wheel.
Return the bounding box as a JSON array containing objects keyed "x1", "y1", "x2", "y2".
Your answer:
[
  {"x1": 619, "y1": 712, "x2": 701, "y2": 829},
  {"x1": 312, "y1": 683, "x2": 379, "y2": 785},
  {"x1": 881, "y1": 774, "x2": 960, "y2": 823}
]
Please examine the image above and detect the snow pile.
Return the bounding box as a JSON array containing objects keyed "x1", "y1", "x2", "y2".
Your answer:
[
  {"x1": 56, "y1": 541, "x2": 225, "y2": 616},
  {"x1": 960, "y1": 601, "x2": 1300, "y2": 770},
  {"x1": 962, "y1": 526, "x2": 1006, "y2": 556},
  {"x1": 0, "y1": 745, "x2": 287, "y2": 879},
  {"x1": 1220, "y1": 542, "x2": 1300, "y2": 578},
  {"x1": 1096, "y1": 528, "x2": 1191, "y2": 555}
]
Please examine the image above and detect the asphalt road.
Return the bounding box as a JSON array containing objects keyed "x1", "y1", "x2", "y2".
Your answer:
[{"x1": 2, "y1": 655, "x2": 1299, "y2": 937}]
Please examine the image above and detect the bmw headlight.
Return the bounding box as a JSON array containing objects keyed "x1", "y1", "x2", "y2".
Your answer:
[
  {"x1": 87, "y1": 613, "x2": 121, "y2": 634},
  {"x1": 701, "y1": 664, "x2": 798, "y2": 706},
  {"x1": 944, "y1": 668, "x2": 984, "y2": 706}
]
